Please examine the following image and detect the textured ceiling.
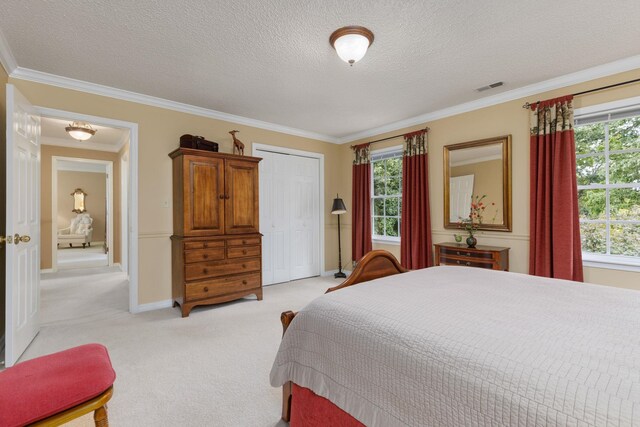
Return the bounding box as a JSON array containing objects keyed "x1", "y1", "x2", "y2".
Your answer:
[{"x1": 2, "y1": 0, "x2": 640, "y2": 139}]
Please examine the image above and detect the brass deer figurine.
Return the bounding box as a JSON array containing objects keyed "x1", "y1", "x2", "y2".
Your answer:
[{"x1": 229, "y1": 130, "x2": 245, "y2": 156}]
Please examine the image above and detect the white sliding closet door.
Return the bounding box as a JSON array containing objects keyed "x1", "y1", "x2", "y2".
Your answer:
[{"x1": 259, "y1": 150, "x2": 320, "y2": 285}]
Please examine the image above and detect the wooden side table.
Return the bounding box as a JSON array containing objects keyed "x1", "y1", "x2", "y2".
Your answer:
[{"x1": 434, "y1": 242, "x2": 509, "y2": 271}]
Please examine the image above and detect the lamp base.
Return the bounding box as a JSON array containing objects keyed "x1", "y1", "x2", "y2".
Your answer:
[{"x1": 334, "y1": 271, "x2": 347, "y2": 279}]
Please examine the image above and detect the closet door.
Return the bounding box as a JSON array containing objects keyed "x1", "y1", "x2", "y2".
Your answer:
[
  {"x1": 259, "y1": 152, "x2": 290, "y2": 285},
  {"x1": 290, "y1": 156, "x2": 320, "y2": 280}
]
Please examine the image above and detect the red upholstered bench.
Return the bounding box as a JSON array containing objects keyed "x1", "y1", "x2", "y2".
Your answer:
[{"x1": 0, "y1": 343, "x2": 116, "y2": 427}]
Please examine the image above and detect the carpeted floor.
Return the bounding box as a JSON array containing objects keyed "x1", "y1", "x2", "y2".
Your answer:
[{"x1": 23, "y1": 268, "x2": 340, "y2": 426}]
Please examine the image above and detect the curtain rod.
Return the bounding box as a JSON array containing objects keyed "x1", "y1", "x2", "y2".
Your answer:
[
  {"x1": 522, "y1": 77, "x2": 640, "y2": 109},
  {"x1": 350, "y1": 127, "x2": 429, "y2": 149}
]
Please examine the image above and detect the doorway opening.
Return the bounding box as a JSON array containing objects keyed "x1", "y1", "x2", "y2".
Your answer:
[
  {"x1": 35, "y1": 108, "x2": 139, "y2": 315},
  {"x1": 52, "y1": 157, "x2": 113, "y2": 270}
]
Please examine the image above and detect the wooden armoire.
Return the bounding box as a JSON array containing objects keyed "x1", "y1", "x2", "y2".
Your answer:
[{"x1": 169, "y1": 148, "x2": 262, "y2": 317}]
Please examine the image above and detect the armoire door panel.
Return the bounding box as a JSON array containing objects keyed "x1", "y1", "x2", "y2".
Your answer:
[
  {"x1": 225, "y1": 159, "x2": 259, "y2": 234},
  {"x1": 185, "y1": 157, "x2": 224, "y2": 236}
]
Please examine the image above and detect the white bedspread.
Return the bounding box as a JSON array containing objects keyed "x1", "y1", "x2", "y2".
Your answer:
[{"x1": 270, "y1": 266, "x2": 640, "y2": 426}]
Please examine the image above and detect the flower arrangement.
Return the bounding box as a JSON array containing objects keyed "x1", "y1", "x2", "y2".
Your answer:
[{"x1": 455, "y1": 195, "x2": 497, "y2": 248}]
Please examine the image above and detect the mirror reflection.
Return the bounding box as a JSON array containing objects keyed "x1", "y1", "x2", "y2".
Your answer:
[{"x1": 444, "y1": 136, "x2": 511, "y2": 231}]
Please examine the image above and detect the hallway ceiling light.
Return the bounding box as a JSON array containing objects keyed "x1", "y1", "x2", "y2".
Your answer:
[
  {"x1": 329, "y1": 26, "x2": 374, "y2": 66},
  {"x1": 65, "y1": 121, "x2": 97, "y2": 141}
]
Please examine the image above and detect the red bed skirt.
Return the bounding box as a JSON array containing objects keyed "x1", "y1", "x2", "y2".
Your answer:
[{"x1": 291, "y1": 384, "x2": 364, "y2": 427}]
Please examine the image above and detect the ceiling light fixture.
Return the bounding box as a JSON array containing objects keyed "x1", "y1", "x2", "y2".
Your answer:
[
  {"x1": 329, "y1": 26, "x2": 374, "y2": 66},
  {"x1": 65, "y1": 121, "x2": 97, "y2": 141}
]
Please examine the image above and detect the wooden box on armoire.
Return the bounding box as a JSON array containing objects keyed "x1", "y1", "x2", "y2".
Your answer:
[{"x1": 169, "y1": 148, "x2": 262, "y2": 317}]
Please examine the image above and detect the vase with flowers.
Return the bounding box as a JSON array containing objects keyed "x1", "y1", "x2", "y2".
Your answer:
[{"x1": 458, "y1": 194, "x2": 495, "y2": 248}]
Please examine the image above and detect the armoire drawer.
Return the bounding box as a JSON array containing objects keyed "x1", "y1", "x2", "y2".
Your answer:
[
  {"x1": 185, "y1": 273, "x2": 261, "y2": 301},
  {"x1": 184, "y1": 248, "x2": 225, "y2": 264},
  {"x1": 227, "y1": 237, "x2": 261, "y2": 247},
  {"x1": 227, "y1": 245, "x2": 261, "y2": 259},
  {"x1": 184, "y1": 240, "x2": 225, "y2": 250},
  {"x1": 185, "y1": 258, "x2": 261, "y2": 281}
]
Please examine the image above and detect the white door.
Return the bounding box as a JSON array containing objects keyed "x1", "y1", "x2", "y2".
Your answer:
[
  {"x1": 289, "y1": 156, "x2": 320, "y2": 281},
  {"x1": 5, "y1": 84, "x2": 41, "y2": 367},
  {"x1": 259, "y1": 151, "x2": 291, "y2": 285},
  {"x1": 450, "y1": 174, "x2": 474, "y2": 222}
]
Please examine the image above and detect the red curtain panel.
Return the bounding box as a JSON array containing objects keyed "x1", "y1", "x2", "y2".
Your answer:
[
  {"x1": 351, "y1": 144, "x2": 372, "y2": 262},
  {"x1": 529, "y1": 95, "x2": 583, "y2": 281},
  {"x1": 401, "y1": 130, "x2": 433, "y2": 269}
]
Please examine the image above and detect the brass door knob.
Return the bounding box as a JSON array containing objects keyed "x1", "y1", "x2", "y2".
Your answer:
[{"x1": 14, "y1": 234, "x2": 31, "y2": 245}]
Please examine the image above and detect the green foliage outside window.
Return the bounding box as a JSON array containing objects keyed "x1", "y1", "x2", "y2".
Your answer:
[
  {"x1": 575, "y1": 116, "x2": 640, "y2": 257},
  {"x1": 372, "y1": 154, "x2": 402, "y2": 239}
]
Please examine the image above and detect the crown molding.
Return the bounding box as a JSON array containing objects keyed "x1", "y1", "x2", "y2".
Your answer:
[
  {"x1": 0, "y1": 26, "x2": 17, "y2": 75},
  {"x1": 337, "y1": 54, "x2": 640, "y2": 144},
  {"x1": 10, "y1": 67, "x2": 340, "y2": 144}
]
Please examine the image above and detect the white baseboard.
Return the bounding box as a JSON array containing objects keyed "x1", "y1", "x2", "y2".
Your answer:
[
  {"x1": 133, "y1": 299, "x2": 173, "y2": 314},
  {"x1": 322, "y1": 269, "x2": 352, "y2": 277}
]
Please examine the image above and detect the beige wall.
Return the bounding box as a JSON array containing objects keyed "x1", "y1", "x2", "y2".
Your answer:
[
  {"x1": 343, "y1": 68, "x2": 640, "y2": 291},
  {"x1": 57, "y1": 171, "x2": 107, "y2": 243},
  {"x1": 41, "y1": 145, "x2": 120, "y2": 269},
  {"x1": 451, "y1": 159, "x2": 504, "y2": 223},
  {"x1": 11, "y1": 78, "x2": 344, "y2": 304}
]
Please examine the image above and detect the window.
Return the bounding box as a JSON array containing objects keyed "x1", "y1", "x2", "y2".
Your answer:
[
  {"x1": 575, "y1": 105, "x2": 640, "y2": 263},
  {"x1": 371, "y1": 148, "x2": 402, "y2": 242}
]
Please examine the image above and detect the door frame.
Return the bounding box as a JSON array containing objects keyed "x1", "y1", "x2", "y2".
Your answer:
[
  {"x1": 251, "y1": 143, "x2": 325, "y2": 276},
  {"x1": 35, "y1": 107, "x2": 140, "y2": 314},
  {"x1": 51, "y1": 156, "x2": 114, "y2": 269}
]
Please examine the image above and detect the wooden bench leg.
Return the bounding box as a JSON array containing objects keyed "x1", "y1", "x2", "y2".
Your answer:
[{"x1": 94, "y1": 405, "x2": 109, "y2": 427}]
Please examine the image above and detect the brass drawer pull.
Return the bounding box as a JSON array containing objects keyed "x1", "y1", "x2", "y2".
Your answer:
[
  {"x1": 203, "y1": 254, "x2": 208, "y2": 259},
  {"x1": 242, "y1": 240, "x2": 247, "y2": 244},
  {"x1": 466, "y1": 262, "x2": 471, "y2": 266},
  {"x1": 242, "y1": 249, "x2": 247, "y2": 255},
  {"x1": 242, "y1": 264, "x2": 247, "y2": 268},
  {"x1": 456, "y1": 251, "x2": 460, "y2": 255},
  {"x1": 204, "y1": 286, "x2": 209, "y2": 292},
  {"x1": 466, "y1": 252, "x2": 471, "y2": 256},
  {"x1": 203, "y1": 268, "x2": 209, "y2": 274},
  {"x1": 242, "y1": 280, "x2": 247, "y2": 285},
  {"x1": 456, "y1": 260, "x2": 461, "y2": 265}
]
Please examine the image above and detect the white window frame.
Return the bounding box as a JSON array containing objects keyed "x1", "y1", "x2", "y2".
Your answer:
[
  {"x1": 371, "y1": 145, "x2": 403, "y2": 244},
  {"x1": 574, "y1": 96, "x2": 640, "y2": 271}
]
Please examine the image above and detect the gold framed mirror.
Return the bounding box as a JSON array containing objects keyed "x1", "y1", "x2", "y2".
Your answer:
[
  {"x1": 444, "y1": 135, "x2": 512, "y2": 231},
  {"x1": 71, "y1": 188, "x2": 87, "y2": 213}
]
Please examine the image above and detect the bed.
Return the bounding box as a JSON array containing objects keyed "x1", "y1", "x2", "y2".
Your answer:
[{"x1": 270, "y1": 250, "x2": 640, "y2": 426}]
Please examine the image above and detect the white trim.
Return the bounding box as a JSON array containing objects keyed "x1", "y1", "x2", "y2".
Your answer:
[
  {"x1": 51, "y1": 156, "x2": 114, "y2": 270},
  {"x1": 39, "y1": 268, "x2": 54, "y2": 274},
  {"x1": 251, "y1": 143, "x2": 326, "y2": 276},
  {"x1": 574, "y1": 95, "x2": 640, "y2": 118},
  {"x1": 11, "y1": 67, "x2": 338, "y2": 143},
  {"x1": 370, "y1": 144, "x2": 403, "y2": 155},
  {"x1": 0, "y1": 26, "x2": 17, "y2": 74},
  {"x1": 133, "y1": 299, "x2": 173, "y2": 313},
  {"x1": 36, "y1": 107, "x2": 140, "y2": 314},
  {"x1": 338, "y1": 55, "x2": 640, "y2": 143},
  {"x1": 41, "y1": 136, "x2": 122, "y2": 153},
  {"x1": 372, "y1": 239, "x2": 400, "y2": 246}
]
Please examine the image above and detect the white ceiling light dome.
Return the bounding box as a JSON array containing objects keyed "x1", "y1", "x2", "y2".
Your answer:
[
  {"x1": 330, "y1": 26, "x2": 374, "y2": 66},
  {"x1": 65, "y1": 121, "x2": 97, "y2": 141}
]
